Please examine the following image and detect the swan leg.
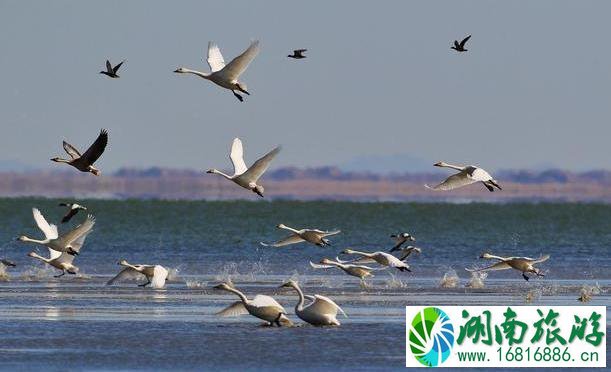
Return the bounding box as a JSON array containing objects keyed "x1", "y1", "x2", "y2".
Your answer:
[
  {"x1": 67, "y1": 248, "x2": 78, "y2": 256},
  {"x1": 54, "y1": 271, "x2": 65, "y2": 278},
  {"x1": 232, "y1": 91, "x2": 244, "y2": 102},
  {"x1": 138, "y1": 280, "x2": 151, "y2": 287},
  {"x1": 522, "y1": 273, "x2": 530, "y2": 281},
  {"x1": 483, "y1": 182, "x2": 494, "y2": 192}
]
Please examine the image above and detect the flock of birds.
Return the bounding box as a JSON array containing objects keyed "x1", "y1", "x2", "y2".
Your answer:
[{"x1": 0, "y1": 35, "x2": 555, "y2": 327}]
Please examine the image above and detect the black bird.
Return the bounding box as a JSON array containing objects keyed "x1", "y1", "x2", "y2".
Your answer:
[
  {"x1": 51, "y1": 129, "x2": 109, "y2": 176},
  {"x1": 451, "y1": 35, "x2": 471, "y2": 52},
  {"x1": 59, "y1": 203, "x2": 88, "y2": 223},
  {"x1": 100, "y1": 60, "x2": 125, "y2": 78},
  {"x1": 288, "y1": 49, "x2": 307, "y2": 59},
  {"x1": 389, "y1": 232, "x2": 416, "y2": 252},
  {"x1": 1, "y1": 259, "x2": 16, "y2": 267}
]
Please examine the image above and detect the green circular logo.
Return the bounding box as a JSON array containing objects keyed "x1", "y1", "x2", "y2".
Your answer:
[{"x1": 408, "y1": 307, "x2": 455, "y2": 367}]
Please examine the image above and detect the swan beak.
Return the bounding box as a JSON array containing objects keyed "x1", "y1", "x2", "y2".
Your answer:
[
  {"x1": 173, "y1": 69, "x2": 180, "y2": 73},
  {"x1": 206, "y1": 170, "x2": 213, "y2": 174},
  {"x1": 212, "y1": 284, "x2": 224, "y2": 290}
]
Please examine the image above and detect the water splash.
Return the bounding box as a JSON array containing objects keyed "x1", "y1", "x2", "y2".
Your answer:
[
  {"x1": 19, "y1": 265, "x2": 56, "y2": 281},
  {"x1": 0, "y1": 264, "x2": 10, "y2": 281},
  {"x1": 439, "y1": 269, "x2": 459, "y2": 288},
  {"x1": 578, "y1": 282, "x2": 602, "y2": 302},
  {"x1": 525, "y1": 288, "x2": 542, "y2": 303},
  {"x1": 185, "y1": 280, "x2": 206, "y2": 289},
  {"x1": 385, "y1": 272, "x2": 408, "y2": 289},
  {"x1": 466, "y1": 271, "x2": 487, "y2": 288},
  {"x1": 167, "y1": 267, "x2": 180, "y2": 282}
]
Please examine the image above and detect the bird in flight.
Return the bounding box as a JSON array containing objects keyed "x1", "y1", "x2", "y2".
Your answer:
[
  {"x1": 425, "y1": 161, "x2": 501, "y2": 192},
  {"x1": 288, "y1": 49, "x2": 307, "y2": 59},
  {"x1": 100, "y1": 60, "x2": 125, "y2": 78},
  {"x1": 467, "y1": 252, "x2": 550, "y2": 281},
  {"x1": 174, "y1": 40, "x2": 260, "y2": 102},
  {"x1": 206, "y1": 138, "x2": 280, "y2": 197},
  {"x1": 451, "y1": 35, "x2": 471, "y2": 52},
  {"x1": 59, "y1": 203, "x2": 87, "y2": 223},
  {"x1": 51, "y1": 129, "x2": 108, "y2": 176}
]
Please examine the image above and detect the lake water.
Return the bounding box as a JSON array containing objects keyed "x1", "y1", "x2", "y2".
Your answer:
[{"x1": 0, "y1": 199, "x2": 609, "y2": 370}]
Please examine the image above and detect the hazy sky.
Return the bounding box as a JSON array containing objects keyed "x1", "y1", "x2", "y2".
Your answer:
[{"x1": 0, "y1": 1, "x2": 609, "y2": 172}]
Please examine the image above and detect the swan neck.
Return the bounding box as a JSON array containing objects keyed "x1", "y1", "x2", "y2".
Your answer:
[
  {"x1": 211, "y1": 169, "x2": 233, "y2": 179},
  {"x1": 292, "y1": 284, "x2": 306, "y2": 311},
  {"x1": 442, "y1": 163, "x2": 465, "y2": 171},
  {"x1": 21, "y1": 236, "x2": 47, "y2": 244},
  {"x1": 279, "y1": 225, "x2": 299, "y2": 234},
  {"x1": 225, "y1": 287, "x2": 248, "y2": 304},
  {"x1": 182, "y1": 68, "x2": 210, "y2": 79},
  {"x1": 349, "y1": 250, "x2": 370, "y2": 257},
  {"x1": 30, "y1": 253, "x2": 50, "y2": 263}
]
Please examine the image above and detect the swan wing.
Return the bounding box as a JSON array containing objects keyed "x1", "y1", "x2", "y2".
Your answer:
[
  {"x1": 150, "y1": 265, "x2": 168, "y2": 289},
  {"x1": 310, "y1": 229, "x2": 341, "y2": 237},
  {"x1": 107, "y1": 267, "x2": 140, "y2": 285},
  {"x1": 32, "y1": 208, "x2": 59, "y2": 240},
  {"x1": 530, "y1": 255, "x2": 550, "y2": 264},
  {"x1": 47, "y1": 248, "x2": 63, "y2": 260},
  {"x1": 216, "y1": 301, "x2": 248, "y2": 316},
  {"x1": 54, "y1": 251, "x2": 76, "y2": 265},
  {"x1": 251, "y1": 294, "x2": 285, "y2": 312},
  {"x1": 309, "y1": 261, "x2": 334, "y2": 269},
  {"x1": 56, "y1": 214, "x2": 95, "y2": 253},
  {"x1": 305, "y1": 295, "x2": 346, "y2": 317},
  {"x1": 425, "y1": 172, "x2": 476, "y2": 191},
  {"x1": 105, "y1": 60, "x2": 112, "y2": 72},
  {"x1": 470, "y1": 167, "x2": 494, "y2": 182},
  {"x1": 260, "y1": 234, "x2": 305, "y2": 247},
  {"x1": 229, "y1": 138, "x2": 248, "y2": 176},
  {"x1": 206, "y1": 42, "x2": 226, "y2": 72},
  {"x1": 466, "y1": 261, "x2": 511, "y2": 272},
  {"x1": 337, "y1": 256, "x2": 376, "y2": 265},
  {"x1": 80, "y1": 129, "x2": 108, "y2": 165},
  {"x1": 240, "y1": 145, "x2": 281, "y2": 183},
  {"x1": 219, "y1": 40, "x2": 260, "y2": 81},
  {"x1": 62, "y1": 141, "x2": 81, "y2": 159}
]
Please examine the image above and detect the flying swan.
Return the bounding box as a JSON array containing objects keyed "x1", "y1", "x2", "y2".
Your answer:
[
  {"x1": 174, "y1": 40, "x2": 260, "y2": 102},
  {"x1": 280, "y1": 280, "x2": 346, "y2": 326},
  {"x1": 18, "y1": 208, "x2": 95, "y2": 256},
  {"x1": 466, "y1": 252, "x2": 550, "y2": 281},
  {"x1": 425, "y1": 161, "x2": 501, "y2": 192},
  {"x1": 51, "y1": 129, "x2": 108, "y2": 176},
  {"x1": 27, "y1": 249, "x2": 80, "y2": 278},
  {"x1": 341, "y1": 249, "x2": 411, "y2": 272},
  {"x1": 213, "y1": 282, "x2": 292, "y2": 326},
  {"x1": 261, "y1": 224, "x2": 341, "y2": 247},
  {"x1": 107, "y1": 259, "x2": 169, "y2": 289},
  {"x1": 207, "y1": 138, "x2": 280, "y2": 197},
  {"x1": 310, "y1": 258, "x2": 377, "y2": 284},
  {"x1": 100, "y1": 60, "x2": 125, "y2": 78}
]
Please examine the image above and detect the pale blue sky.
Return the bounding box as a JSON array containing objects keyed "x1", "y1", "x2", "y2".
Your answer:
[{"x1": 0, "y1": 1, "x2": 609, "y2": 172}]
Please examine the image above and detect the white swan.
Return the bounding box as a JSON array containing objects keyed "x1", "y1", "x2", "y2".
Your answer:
[
  {"x1": 207, "y1": 138, "x2": 280, "y2": 197},
  {"x1": 107, "y1": 259, "x2": 169, "y2": 289},
  {"x1": 280, "y1": 280, "x2": 346, "y2": 326},
  {"x1": 466, "y1": 252, "x2": 550, "y2": 281},
  {"x1": 341, "y1": 249, "x2": 411, "y2": 272},
  {"x1": 174, "y1": 40, "x2": 260, "y2": 102},
  {"x1": 28, "y1": 250, "x2": 79, "y2": 277},
  {"x1": 390, "y1": 232, "x2": 416, "y2": 251},
  {"x1": 425, "y1": 161, "x2": 501, "y2": 192},
  {"x1": 310, "y1": 258, "x2": 376, "y2": 283},
  {"x1": 261, "y1": 224, "x2": 341, "y2": 247},
  {"x1": 214, "y1": 282, "x2": 292, "y2": 326},
  {"x1": 18, "y1": 208, "x2": 95, "y2": 256}
]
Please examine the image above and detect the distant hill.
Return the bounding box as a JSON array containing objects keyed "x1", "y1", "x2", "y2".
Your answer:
[{"x1": 0, "y1": 166, "x2": 608, "y2": 201}]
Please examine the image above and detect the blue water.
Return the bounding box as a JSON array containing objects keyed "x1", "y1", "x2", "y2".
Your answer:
[{"x1": 0, "y1": 199, "x2": 609, "y2": 370}]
